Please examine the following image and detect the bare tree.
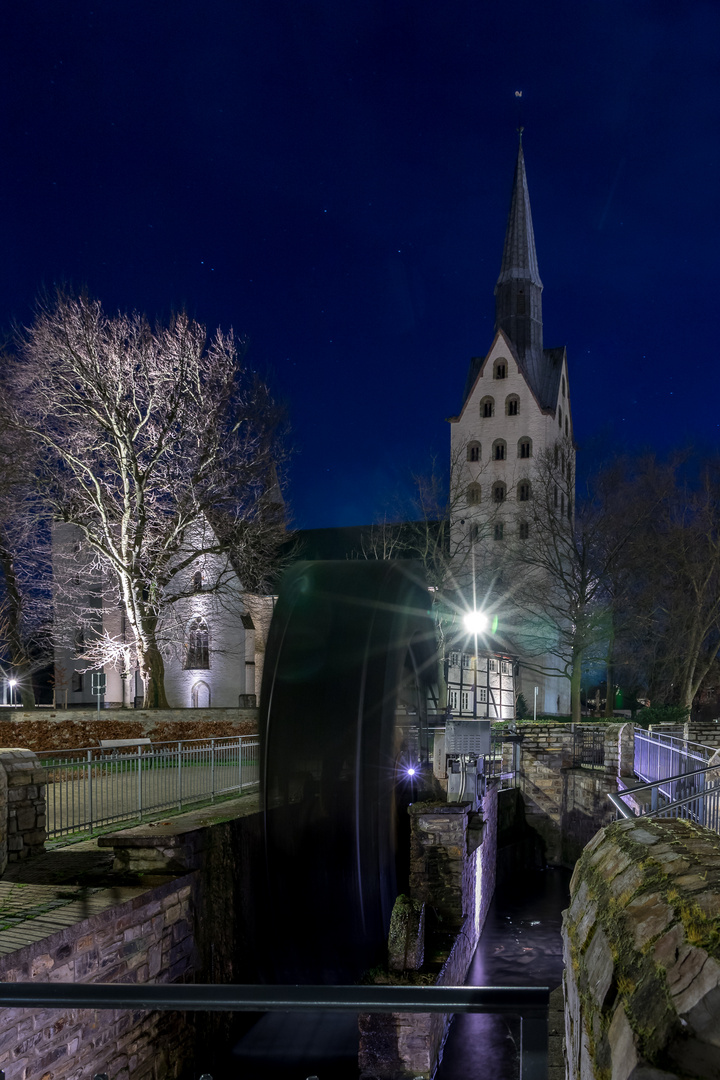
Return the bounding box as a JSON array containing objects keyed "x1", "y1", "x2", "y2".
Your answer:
[
  {"x1": 0, "y1": 395, "x2": 53, "y2": 709},
  {"x1": 505, "y1": 441, "x2": 657, "y2": 722},
  {"x1": 8, "y1": 292, "x2": 285, "y2": 708}
]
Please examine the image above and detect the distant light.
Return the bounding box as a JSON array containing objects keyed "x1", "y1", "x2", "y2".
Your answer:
[
  {"x1": 406, "y1": 767, "x2": 417, "y2": 778},
  {"x1": 463, "y1": 610, "x2": 489, "y2": 635},
  {"x1": 8, "y1": 680, "x2": 16, "y2": 688}
]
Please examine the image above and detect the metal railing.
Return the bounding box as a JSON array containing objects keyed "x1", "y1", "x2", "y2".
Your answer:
[
  {"x1": 38, "y1": 736, "x2": 259, "y2": 840},
  {"x1": 634, "y1": 727, "x2": 713, "y2": 786},
  {"x1": 0, "y1": 982, "x2": 550, "y2": 1080},
  {"x1": 609, "y1": 759, "x2": 720, "y2": 834}
]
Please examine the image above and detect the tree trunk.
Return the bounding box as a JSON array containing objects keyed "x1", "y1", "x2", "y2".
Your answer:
[
  {"x1": 571, "y1": 650, "x2": 583, "y2": 723},
  {"x1": 139, "y1": 642, "x2": 169, "y2": 709}
]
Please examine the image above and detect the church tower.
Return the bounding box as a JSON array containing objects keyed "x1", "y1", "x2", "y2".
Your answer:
[{"x1": 448, "y1": 135, "x2": 575, "y2": 715}]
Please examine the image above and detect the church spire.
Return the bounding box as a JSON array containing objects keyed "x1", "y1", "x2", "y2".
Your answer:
[{"x1": 494, "y1": 133, "x2": 544, "y2": 377}]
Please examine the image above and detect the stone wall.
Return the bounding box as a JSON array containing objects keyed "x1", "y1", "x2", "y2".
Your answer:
[
  {"x1": 563, "y1": 816, "x2": 720, "y2": 1080},
  {"x1": 685, "y1": 719, "x2": 720, "y2": 747},
  {"x1": 0, "y1": 876, "x2": 197, "y2": 1080},
  {"x1": 0, "y1": 706, "x2": 258, "y2": 752},
  {"x1": 1, "y1": 750, "x2": 46, "y2": 869},
  {"x1": 358, "y1": 783, "x2": 498, "y2": 1079},
  {"x1": 501, "y1": 722, "x2": 625, "y2": 866}
]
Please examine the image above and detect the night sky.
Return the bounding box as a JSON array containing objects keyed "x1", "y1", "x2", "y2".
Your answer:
[{"x1": 1, "y1": 2, "x2": 718, "y2": 528}]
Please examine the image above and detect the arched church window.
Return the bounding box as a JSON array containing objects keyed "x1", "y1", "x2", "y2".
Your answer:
[
  {"x1": 467, "y1": 441, "x2": 481, "y2": 462},
  {"x1": 562, "y1": 375, "x2": 566, "y2": 398},
  {"x1": 519, "y1": 522, "x2": 529, "y2": 540},
  {"x1": 467, "y1": 484, "x2": 481, "y2": 505},
  {"x1": 185, "y1": 617, "x2": 210, "y2": 670},
  {"x1": 518, "y1": 481, "x2": 531, "y2": 502},
  {"x1": 518, "y1": 438, "x2": 532, "y2": 459},
  {"x1": 506, "y1": 395, "x2": 519, "y2": 416},
  {"x1": 493, "y1": 482, "x2": 506, "y2": 503},
  {"x1": 493, "y1": 359, "x2": 507, "y2": 379},
  {"x1": 492, "y1": 439, "x2": 506, "y2": 461},
  {"x1": 558, "y1": 408, "x2": 562, "y2": 428},
  {"x1": 480, "y1": 396, "x2": 494, "y2": 418},
  {"x1": 565, "y1": 417, "x2": 569, "y2": 437}
]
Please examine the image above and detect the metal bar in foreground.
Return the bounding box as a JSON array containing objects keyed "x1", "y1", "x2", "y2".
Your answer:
[{"x1": 0, "y1": 982, "x2": 549, "y2": 1016}]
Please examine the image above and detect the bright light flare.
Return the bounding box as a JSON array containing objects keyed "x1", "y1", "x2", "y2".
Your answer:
[
  {"x1": 406, "y1": 767, "x2": 417, "y2": 777},
  {"x1": 8, "y1": 680, "x2": 16, "y2": 688},
  {"x1": 463, "y1": 610, "x2": 489, "y2": 635}
]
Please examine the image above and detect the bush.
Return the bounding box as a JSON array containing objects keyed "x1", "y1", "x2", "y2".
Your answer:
[{"x1": 634, "y1": 704, "x2": 689, "y2": 730}]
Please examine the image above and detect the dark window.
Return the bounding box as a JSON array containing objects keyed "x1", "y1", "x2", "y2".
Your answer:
[
  {"x1": 469, "y1": 523, "x2": 480, "y2": 542},
  {"x1": 518, "y1": 439, "x2": 532, "y2": 459},
  {"x1": 481, "y1": 397, "x2": 494, "y2": 418},
  {"x1": 494, "y1": 360, "x2": 507, "y2": 379},
  {"x1": 493, "y1": 440, "x2": 506, "y2": 461},
  {"x1": 193, "y1": 570, "x2": 203, "y2": 592},
  {"x1": 558, "y1": 408, "x2": 562, "y2": 428},
  {"x1": 565, "y1": 417, "x2": 569, "y2": 436},
  {"x1": 517, "y1": 290, "x2": 526, "y2": 314},
  {"x1": 562, "y1": 375, "x2": 566, "y2": 397},
  {"x1": 467, "y1": 442, "x2": 480, "y2": 462},
  {"x1": 518, "y1": 482, "x2": 531, "y2": 502},
  {"x1": 467, "y1": 484, "x2": 481, "y2": 505},
  {"x1": 506, "y1": 396, "x2": 519, "y2": 416},
  {"x1": 494, "y1": 523, "x2": 504, "y2": 541},
  {"x1": 71, "y1": 671, "x2": 83, "y2": 693},
  {"x1": 493, "y1": 483, "x2": 506, "y2": 503},
  {"x1": 186, "y1": 617, "x2": 210, "y2": 670},
  {"x1": 519, "y1": 522, "x2": 529, "y2": 540},
  {"x1": 554, "y1": 445, "x2": 559, "y2": 466}
]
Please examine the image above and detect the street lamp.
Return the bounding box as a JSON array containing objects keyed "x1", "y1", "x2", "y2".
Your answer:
[
  {"x1": 463, "y1": 609, "x2": 488, "y2": 635},
  {"x1": 8, "y1": 680, "x2": 17, "y2": 708}
]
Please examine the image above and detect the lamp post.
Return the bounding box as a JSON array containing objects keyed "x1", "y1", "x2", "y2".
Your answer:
[
  {"x1": 463, "y1": 610, "x2": 488, "y2": 718},
  {"x1": 8, "y1": 680, "x2": 16, "y2": 708}
]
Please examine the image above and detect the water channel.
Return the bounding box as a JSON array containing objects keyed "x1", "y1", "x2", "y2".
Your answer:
[{"x1": 229, "y1": 865, "x2": 571, "y2": 1080}]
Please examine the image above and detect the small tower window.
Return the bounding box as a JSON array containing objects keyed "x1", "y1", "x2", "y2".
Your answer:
[
  {"x1": 565, "y1": 417, "x2": 569, "y2": 437},
  {"x1": 558, "y1": 408, "x2": 562, "y2": 428},
  {"x1": 506, "y1": 395, "x2": 519, "y2": 416},
  {"x1": 192, "y1": 570, "x2": 203, "y2": 592},
  {"x1": 467, "y1": 484, "x2": 481, "y2": 505},
  {"x1": 518, "y1": 438, "x2": 532, "y2": 459},
  {"x1": 518, "y1": 481, "x2": 531, "y2": 502},
  {"x1": 516, "y1": 290, "x2": 526, "y2": 314},
  {"x1": 562, "y1": 375, "x2": 566, "y2": 398},
  {"x1": 480, "y1": 396, "x2": 494, "y2": 418},
  {"x1": 493, "y1": 359, "x2": 507, "y2": 379},
  {"x1": 469, "y1": 523, "x2": 480, "y2": 542},
  {"x1": 493, "y1": 482, "x2": 506, "y2": 503},
  {"x1": 519, "y1": 522, "x2": 529, "y2": 540},
  {"x1": 494, "y1": 523, "x2": 504, "y2": 541},
  {"x1": 467, "y1": 441, "x2": 481, "y2": 462},
  {"x1": 492, "y1": 439, "x2": 506, "y2": 461}
]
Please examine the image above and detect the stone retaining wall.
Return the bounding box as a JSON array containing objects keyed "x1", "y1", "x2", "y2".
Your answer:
[
  {"x1": 0, "y1": 876, "x2": 197, "y2": 1080},
  {"x1": 358, "y1": 783, "x2": 498, "y2": 1079},
  {"x1": 0, "y1": 750, "x2": 46, "y2": 873},
  {"x1": 0, "y1": 707, "x2": 258, "y2": 752},
  {"x1": 563, "y1": 816, "x2": 720, "y2": 1080}
]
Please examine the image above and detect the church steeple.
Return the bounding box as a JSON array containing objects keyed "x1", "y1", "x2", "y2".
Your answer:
[{"x1": 494, "y1": 134, "x2": 544, "y2": 381}]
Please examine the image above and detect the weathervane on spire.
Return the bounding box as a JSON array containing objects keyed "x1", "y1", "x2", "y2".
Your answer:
[{"x1": 515, "y1": 90, "x2": 524, "y2": 140}]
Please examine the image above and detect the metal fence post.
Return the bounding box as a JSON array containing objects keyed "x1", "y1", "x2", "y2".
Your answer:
[
  {"x1": 238, "y1": 736, "x2": 243, "y2": 794},
  {"x1": 178, "y1": 741, "x2": 183, "y2": 812},
  {"x1": 87, "y1": 750, "x2": 93, "y2": 835},
  {"x1": 138, "y1": 746, "x2": 143, "y2": 822},
  {"x1": 211, "y1": 739, "x2": 215, "y2": 803}
]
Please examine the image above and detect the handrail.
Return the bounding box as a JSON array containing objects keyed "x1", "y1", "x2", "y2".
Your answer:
[
  {"x1": 609, "y1": 758, "x2": 720, "y2": 821},
  {"x1": 0, "y1": 981, "x2": 550, "y2": 1015}
]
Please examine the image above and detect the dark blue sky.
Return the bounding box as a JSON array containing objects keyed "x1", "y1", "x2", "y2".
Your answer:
[{"x1": 1, "y1": 2, "x2": 719, "y2": 527}]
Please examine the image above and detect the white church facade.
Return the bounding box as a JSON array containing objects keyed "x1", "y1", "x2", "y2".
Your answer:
[
  {"x1": 52, "y1": 519, "x2": 272, "y2": 710},
  {"x1": 448, "y1": 136, "x2": 575, "y2": 715}
]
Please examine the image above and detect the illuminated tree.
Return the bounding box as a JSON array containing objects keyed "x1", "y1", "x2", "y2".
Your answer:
[{"x1": 8, "y1": 292, "x2": 284, "y2": 708}]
